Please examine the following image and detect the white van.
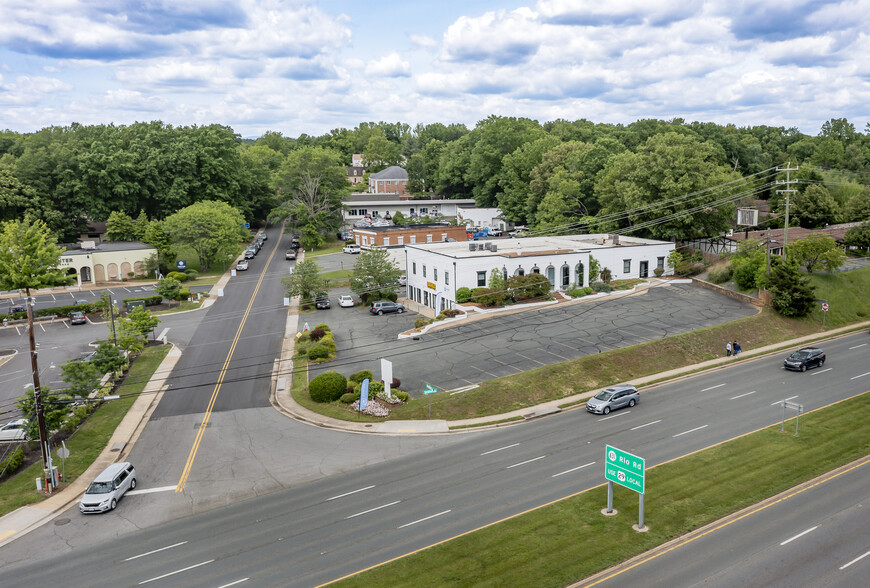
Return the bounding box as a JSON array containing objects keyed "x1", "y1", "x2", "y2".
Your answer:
[
  {"x1": 343, "y1": 244, "x2": 361, "y2": 254},
  {"x1": 79, "y1": 462, "x2": 137, "y2": 513}
]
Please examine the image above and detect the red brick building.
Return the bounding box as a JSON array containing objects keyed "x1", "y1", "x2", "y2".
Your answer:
[{"x1": 352, "y1": 223, "x2": 467, "y2": 248}]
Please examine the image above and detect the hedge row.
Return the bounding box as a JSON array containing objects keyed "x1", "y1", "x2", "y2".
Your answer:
[{"x1": 0, "y1": 446, "x2": 24, "y2": 480}]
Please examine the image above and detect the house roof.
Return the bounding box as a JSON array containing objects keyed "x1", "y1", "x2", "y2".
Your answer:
[
  {"x1": 369, "y1": 166, "x2": 408, "y2": 180},
  {"x1": 62, "y1": 241, "x2": 156, "y2": 256},
  {"x1": 343, "y1": 193, "x2": 476, "y2": 204},
  {"x1": 726, "y1": 222, "x2": 863, "y2": 245}
]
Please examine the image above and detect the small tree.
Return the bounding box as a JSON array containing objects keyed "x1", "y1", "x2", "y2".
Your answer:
[
  {"x1": 91, "y1": 341, "x2": 127, "y2": 377},
  {"x1": 391, "y1": 211, "x2": 406, "y2": 225},
  {"x1": 156, "y1": 278, "x2": 182, "y2": 307},
  {"x1": 61, "y1": 360, "x2": 101, "y2": 399},
  {"x1": 787, "y1": 233, "x2": 846, "y2": 273},
  {"x1": 599, "y1": 267, "x2": 612, "y2": 283},
  {"x1": 124, "y1": 306, "x2": 160, "y2": 339},
  {"x1": 282, "y1": 259, "x2": 326, "y2": 305},
  {"x1": 768, "y1": 262, "x2": 815, "y2": 318},
  {"x1": 105, "y1": 211, "x2": 136, "y2": 242},
  {"x1": 588, "y1": 256, "x2": 601, "y2": 283},
  {"x1": 16, "y1": 387, "x2": 70, "y2": 439},
  {"x1": 488, "y1": 268, "x2": 507, "y2": 302},
  {"x1": 666, "y1": 250, "x2": 683, "y2": 272},
  {"x1": 163, "y1": 200, "x2": 248, "y2": 271},
  {"x1": 349, "y1": 248, "x2": 401, "y2": 303},
  {"x1": 116, "y1": 320, "x2": 146, "y2": 355}
]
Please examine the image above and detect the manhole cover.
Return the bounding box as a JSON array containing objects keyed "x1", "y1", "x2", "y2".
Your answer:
[{"x1": 54, "y1": 518, "x2": 71, "y2": 526}]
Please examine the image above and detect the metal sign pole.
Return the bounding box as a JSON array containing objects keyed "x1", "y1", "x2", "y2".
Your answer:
[
  {"x1": 607, "y1": 481, "x2": 613, "y2": 513},
  {"x1": 639, "y1": 494, "x2": 644, "y2": 529}
]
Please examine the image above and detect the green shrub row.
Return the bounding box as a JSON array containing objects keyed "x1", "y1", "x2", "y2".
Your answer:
[
  {"x1": 591, "y1": 282, "x2": 613, "y2": 293},
  {"x1": 121, "y1": 295, "x2": 163, "y2": 306},
  {"x1": 566, "y1": 286, "x2": 595, "y2": 298},
  {"x1": 707, "y1": 263, "x2": 734, "y2": 284},
  {"x1": 0, "y1": 446, "x2": 25, "y2": 479},
  {"x1": 295, "y1": 323, "x2": 336, "y2": 362}
]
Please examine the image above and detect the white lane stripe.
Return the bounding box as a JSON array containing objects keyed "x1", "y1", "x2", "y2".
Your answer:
[
  {"x1": 216, "y1": 579, "x2": 250, "y2": 588},
  {"x1": 701, "y1": 383, "x2": 726, "y2": 392},
  {"x1": 673, "y1": 424, "x2": 709, "y2": 438},
  {"x1": 124, "y1": 541, "x2": 188, "y2": 561},
  {"x1": 126, "y1": 485, "x2": 177, "y2": 496},
  {"x1": 780, "y1": 525, "x2": 818, "y2": 546},
  {"x1": 730, "y1": 391, "x2": 756, "y2": 400},
  {"x1": 840, "y1": 550, "x2": 870, "y2": 570},
  {"x1": 506, "y1": 455, "x2": 546, "y2": 469},
  {"x1": 848, "y1": 343, "x2": 867, "y2": 350},
  {"x1": 631, "y1": 420, "x2": 662, "y2": 431},
  {"x1": 139, "y1": 560, "x2": 214, "y2": 585},
  {"x1": 598, "y1": 411, "x2": 630, "y2": 421},
  {"x1": 345, "y1": 501, "x2": 401, "y2": 519},
  {"x1": 811, "y1": 368, "x2": 832, "y2": 376},
  {"x1": 480, "y1": 443, "x2": 520, "y2": 456},
  {"x1": 850, "y1": 371, "x2": 870, "y2": 380},
  {"x1": 772, "y1": 395, "x2": 799, "y2": 406},
  {"x1": 397, "y1": 510, "x2": 452, "y2": 529},
  {"x1": 326, "y1": 485, "x2": 376, "y2": 501},
  {"x1": 552, "y1": 462, "x2": 596, "y2": 477}
]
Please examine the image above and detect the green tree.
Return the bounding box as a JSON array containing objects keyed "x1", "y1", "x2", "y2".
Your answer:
[
  {"x1": 16, "y1": 387, "x2": 70, "y2": 440},
  {"x1": 768, "y1": 262, "x2": 815, "y2": 318},
  {"x1": 141, "y1": 220, "x2": 176, "y2": 273},
  {"x1": 791, "y1": 184, "x2": 839, "y2": 228},
  {"x1": 163, "y1": 200, "x2": 248, "y2": 271},
  {"x1": 91, "y1": 341, "x2": 127, "y2": 376},
  {"x1": 0, "y1": 217, "x2": 74, "y2": 295},
  {"x1": 282, "y1": 259, "x2": 326, "y2": 305},
  {"x1": 133, "y1": 209, "x2": 149, "y2": 240},
  {"x1": 787, "y1": 233, "x2": 846, "y2": 273},
  {"x1": 349, "y1": 248, "x2": 400, "y2": 303},
  {"x1": 391, "y1": 211, "x2": 406, "y2": 226},
  {"x1": 844, "y1": 221, "x2": 870, "y2": 248},
  {"x1": 116, "y1": 319, "x2": 147, "y2": 355},
  {"x1": 123, "y1": 306, "x2": 160, "y2": 338},
  {"x1": 844, "y1": 187, "x2": 870, "y2": 222},
  {"x1": 155, "y1": 277, "x2": 182, "y2": 307},
  {"x1": 487, "y1": 268, "x2": 507, "y2": 304},
  {"x1": 361, "y1": 133, "x2": 402, "y2": 172},
  {"x1": 497, "y1": 135, "x2": 560, "y2": 223},
  {"x1": 61, "y1": 360, "x2": 101, "y2": 398},
  {"x1": 105, "y1": 211, "x2": 136, "y2": 241}
]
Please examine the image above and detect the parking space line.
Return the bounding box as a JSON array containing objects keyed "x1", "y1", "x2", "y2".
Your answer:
[{"x1": 516, "y1": 353, "x2": 545, "y2": 366}]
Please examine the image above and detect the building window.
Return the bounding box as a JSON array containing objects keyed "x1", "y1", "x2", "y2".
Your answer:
[
  {"x1": 358, "y1": 209, "x2": 367, "y2": 216},
  {"x1": 362, "y1": 236, "x2": 368, "y2": 246},
  {"x1": 424, "y1": 291, "x2": 429, "y2": 306},
  {"x1": 515, "y1": 267, "x2": 525, "y2": 276},
  {"x1": 434, "y1": 268, "x2": 438, "y2": 281},
  {"x1": 426, "y1": 234, "x2": 433, "y2": 243},
  {"x1": 575, "y1": 262, "x2": 585, "y2": 286},
  {"x1": 623, "y1": 259, "x2": 631, "y2": 273},
  {"x1": 532, "y1": 266, "x2": 540, "y2": 274},
  {"x1": 477, "y1": 271, "x2": 486, "y2": 287},
  {"x1": 412, "y1": 262, "x2": 417, "y2": 275},
  {"x1": 445, "y1": 271, "x2": 449, "y2": 285},
  {"x1": 383, "y1": 237, "x2": 390, "y2": 246},
  {"x1": 546, "y1": 266, "x2": 555, "y2": 287},
  {"x1": 561, "y1": 265, "x2": 570, "y2": 288},
  {"x1": 410, "y1": 235, "x2": 416, "y2": 244},
  {"x1": 657, "y1": 256, "x2": 665, "y2": 270},
  {"x1": 420, "y1": 207, "x2": 428, "y2": 214},
  {"x1": 423, "y1": 265, "x2": 427, "y2": 278},
  {"x1": 397, "y1": 236, "x2": 404, "y2": 245},
  {"x1": 502, "y1": 267, "x2": 508, "y2": 282}
]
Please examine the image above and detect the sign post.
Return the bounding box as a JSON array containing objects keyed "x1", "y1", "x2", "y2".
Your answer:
[
  {"x1": 423, "y1": 385, "x2": 437, "y2": 418},
  {"x1": 604, "y1": 445, "x2": 647, "y2": 531},
  {"x1": 821, "y1": 302, "x2": 828, "y2": 327}
]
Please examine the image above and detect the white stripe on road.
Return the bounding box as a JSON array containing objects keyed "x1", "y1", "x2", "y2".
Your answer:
[
  {"x1": 397, "y1": 510, "x2": 452, "y2": 529},
  {"x1": 630, "y1": 420, "x2": 662, "y2": 431},
  {"x1": 139, "y1": 560, "x2": 214, "y2": 585},
  {"x1": 124, "y1": 541, "x2": 188, "y2": 561},
  {"x1": 780, "y1": 525, "x2": 817, "y2": 545},
  {"x1": 552, "y1": 462, "x2": 596, "y2": 478},
  {"x1": 326, "y1": 485, "x2": 375, "y2": 501},
  {"x1": 730, "y1": 391, "x2": 756, "y2": 400},
  {"x1": 848, "y1": 343, "x2": 867, "y2": 350},
  {"x1": 126, "y1": 485, "x2": 178, "y2": 496},
  {"x1": 345, "y1": 501, "x2": 401, "y2": 519},
  {"x1": 216, "y1": 579, "x2": 249, "y2": 588},
  {"x1": 839, "y1": 550, "x2": 870, "y2": 570},
  {"x1": 506, "y1": 456, "x2": 546, "y2": 469},
  {"x1": 480, "y1": 443, "x2": 519, "y2": 456},
  {"x1": 701, "y1": 383, "x2": 725, "y2": 392},
  {"x1": 772, "y1": 395, "x2": 799, "y2": 406},
  {"x1": 598, "y1": 411, "x2": 630, "y2": 421},
  {"x1": 811, "y1": 368, "x2": 832, "y2": 376},
  {"x1": 673, "y1": 424, "x2": 709, "y2": 438},
  {"x1": 850, "y1": 371, "x2": 870, "y2": 380}
]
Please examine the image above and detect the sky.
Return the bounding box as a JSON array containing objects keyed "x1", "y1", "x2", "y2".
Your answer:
[{"x1": 0, "y1": 0, "x2": 868, "y2": 138}]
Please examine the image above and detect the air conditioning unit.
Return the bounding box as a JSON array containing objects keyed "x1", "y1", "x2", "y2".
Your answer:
[
  {"x1": 491, "y1": 243, "x2": 497, "y2": 252},
  {"x1": 469, "y1": 243, "x2": 477, "y2": 251}
]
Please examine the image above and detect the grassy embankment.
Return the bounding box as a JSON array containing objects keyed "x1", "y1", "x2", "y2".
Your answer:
[
  {"x1": 335, "y1": 391, "x2": 870, "y2": 587},
  {"x1": 0, "y1": 345, "x2": 171, "y2": 517}
]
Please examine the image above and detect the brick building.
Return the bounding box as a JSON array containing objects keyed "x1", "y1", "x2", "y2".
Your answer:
[
  {"x1": 351, "y1": 223, "x2": 467, "y2": 249},
  {"x1": 368, "y1": 166, "x2": 409, "y2": 196}
]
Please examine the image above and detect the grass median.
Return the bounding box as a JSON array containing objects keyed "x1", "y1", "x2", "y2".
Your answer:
[
  {"x1": 0, "y1": 345, "x2": 170, "y2": 517},
  {"x1": 335, "y1": 390, "x2": 870, "y2": 587}
]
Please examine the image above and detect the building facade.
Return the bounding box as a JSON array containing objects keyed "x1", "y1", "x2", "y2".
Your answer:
[
  {"x1": 456, "y1": 207, "x2": 513, "y2": 233},
  {"x1": 342, "y1": 194, "x2": 477, "y2": 225},
  {"x1": 367, "y1": 166, "x2": 410, "y2": 196},
  {"x1": 352, "y1": 223, "x2": 468, "y2": 249},
  {"x1": 58, "y1": 241, "x2": 157, "y2": 287}
]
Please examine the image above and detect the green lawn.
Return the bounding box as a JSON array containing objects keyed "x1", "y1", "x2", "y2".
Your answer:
[
  {"x1": 805, "y1": 268, "x2": 870, "y2": 327},
  {"x1": 0, "y1": 345, "x2": 171, "y2": 516},
  {"x1": 336, "y1": 391, "x2": 870, "y2": 587},
  {"x1": 305, "y1": 240, "x2": 346, "y2": 258}
]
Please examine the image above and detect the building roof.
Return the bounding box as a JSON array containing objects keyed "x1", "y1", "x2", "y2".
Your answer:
[
  {"x1": 343, "y1": 193, "x2": 476, "y2": 205},
  {"x1": 369, "y1": 166, "x2": 408, "y2": 180},
  {"x1": 406, "y1": 234, "x2": 671, "y2": 259},
  {"x1": 347, "y1": 166, "x2": 364, "y2": 177},
  {"x1": 62, "y1": 241, "x2": 156, "y2": 256},
  {"x1": 726, "y1": 222, "x2": 862, "y2": 245},
  {"x1": 353, "y1": 223, "x2": 458, "y2": 233}
]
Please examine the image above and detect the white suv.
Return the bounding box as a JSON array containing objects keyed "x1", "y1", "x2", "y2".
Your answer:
[
  {"x1": 343, "y1": 244, "x2": 361, "y2": 254},
  {"x1": 79, "y1": 462, "x2": 137, "y2": 513}
]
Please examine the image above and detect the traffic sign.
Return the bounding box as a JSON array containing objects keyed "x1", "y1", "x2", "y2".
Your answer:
[
  {"x1": 821, "y1": 302, "x2": 828, "y2": 312},
  {"x1": 605, "y1": 445, "x2": 645, "y2": 494},
  {"x1": 423, "y1": 385, "x2": 437, "y2": 395}
]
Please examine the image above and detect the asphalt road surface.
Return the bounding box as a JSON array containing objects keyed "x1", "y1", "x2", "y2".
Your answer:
[{"x1": 2, "y1": 332, "x2": 867, "y2": 587}]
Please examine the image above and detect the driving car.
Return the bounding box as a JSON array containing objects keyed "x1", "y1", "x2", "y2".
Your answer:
[
  {"x1": 315, "y1": 295, "x2": 331, "y2": 309},
  {"x1": 370, "y1": 301, "x2": 405, "y2": 315},
  {"x1": 79, "y1": 462, "x2": 137, "y2": 513},
  {"x1": 338, "y1": 295, "x2": 354, "y2": 308},
  {"x1": 285, "y1": 249, "x2": 296, "y2": 260},
  {"x1": 586, "y1": 385, "x2": 640, "y2": 415},
  {"x1": 343, "y1": 244, "x2": 361, "y2": 254},
  {"x1": 69, "y1": 311, "x2": 87, "y2": 325},
  {"x1": 0, "y1": 418, "x2": 28, "y2": 442},
  {"x1": 783, "y1": 347, "x2": 826, "y2": 372},
  {"x1": 236, "y1": 259, "x2": 249, "y2": 271}
]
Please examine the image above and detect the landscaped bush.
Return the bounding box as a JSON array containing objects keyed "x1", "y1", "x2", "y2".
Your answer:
[
  {"x1": 599, "y1": 267, "x2": 612, "y2": 283},
  {"x1": 308, "y1": 371, "x2": 347, "y2": 403},
  {"x1": 307, "y1": 344, "x2": 331, "y2": 361},
  {"x1": 354, "y1": 379, "x2": 385, "y2": 397},
  {"x1": 456, "y1": 287, "x2": 472, "y2": 303},
  {"x1": 442, "y1": 308, "x2": 461, "y2": 318},
  {"x1": 471, "y1": 287, "x2": 504, "y2": 307},
  {"x1": 183, "y1": 269, "x2": 199, "y2": 280},
  {"x1": 122, "y1": 295, "x2": 163, "y2": 307},
  {"x1": 314, "y1": 323, "x2": 331, "y2": 332},
  {"x1": 507, "y1": 273, "x2": 552, "y2": 301},
  {"x1": 0, "y1": 446, "x2": 24, "y2": 479},
  {"x1": 349, "y1": 369, "x2": 373, "y2": 384},
  {"x1": 414, "y1": 317, "x2": 430, "y2": 328},
  {"x1": 309, "y1": 328, "x2": 326, "y2": 341},
  {"x1": 653, "y1": 267, "x2": 665, "y2": 277},
  {"x1": 177, "y1": 286, "x2": 190, "y2": 300},
  {"x1": 393, "y1": 390, "x2": 410, "y2": 402},
  {"x1": 166, "y1": 271, "x2": 188, "y2": 282},
  {"x1": 583, "y1": 286, "x2": 594, "y2": 295},
  {"x1": 676, "y1": 261, "x2": 706, "y2": 278},
  {"x1": 391, "y1": 377, "x2": 401, "y2": 388},
  {"x1": 340, "y1": 392, "x2": 360, "y2": 404},
  {"x1": 708, "y1": 264, "x2": 733, "y2": 284},
  {"x1": 566, "y1": 287, "x2": 586, "y2": 298},
  {"x1": 591, "y1": 282, "x2": 613, "y2": 293}
]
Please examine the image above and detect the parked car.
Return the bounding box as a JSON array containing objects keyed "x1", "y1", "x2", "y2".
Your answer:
[
  {"x1": 8, "y1": 304, "x2": 25, "y2": 314},
  {"x1": 244, "y1": 249, "x2": 256, "y2": 259},
  {"x1": 338, "y1": 295, "x2": 354, "y2": 308},
  {"x1": 783, "y1": 347, "x2": 826, "y2": 372},
  {"x1": 75, "y1": 299, "x2": 90, "y2": 306},
  {"x1": 258, "y1": 232, "x2": 268, "y2": 241},
  {"x1": 315, "y1": 295, "x2": 331, "y2": 309},
  {"x1": 79, "y1": 462, "x2": 137, "y2": 513},
  {"x1": 586, "y1": 385, "x2": 639, "y2": 415},
  {"x1": 370, "y1": 301, "x2": 405, "y2": 315},
  {"x1": 0, "y1": 418, "x2": 28, "y2": 442},
  {"x1": 397, "y1": 275, "x2": 407, "y2": 286},
  {"x1": 286, "y1": 250, "x2": 296, "y2": 260},
  {"x1": 343, "y1": 244, "x2": 361, "y2": 254},
  {"x1": 69, "y1": 311, "x2": 87, "y2": 325},
  {"x1": 236, "y1": 259, "x2": 249, "y2": 271}
]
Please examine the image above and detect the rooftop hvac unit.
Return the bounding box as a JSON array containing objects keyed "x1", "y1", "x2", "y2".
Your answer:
[
  {"x1": 609, "y1": 234, "x2": 620, "y2": 245},
  {"x1": 469, "y1": 242, "x2": 477, "y2": 251},
  {"x1": 491, "y1": 243, "x2": 497, "y2": 252}
]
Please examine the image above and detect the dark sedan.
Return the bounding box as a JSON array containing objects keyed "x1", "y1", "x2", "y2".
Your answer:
[
  {"x1": 783, "y1": 347, "x2": 826, "y2": 372},
  {"x1": 69, "y1": 311, "x2": 87, "y2": 325}
]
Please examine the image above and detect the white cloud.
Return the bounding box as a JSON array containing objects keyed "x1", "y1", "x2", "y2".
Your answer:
[
  {"x1": 442, "y1": 8, "x2": 543, "y2": 64},
  {"x1": 409, "y1": 34, "x2": 437, "y2": 49},
  {"x1": 365, "y1": 53, "x2": 411, "y2": 77}
]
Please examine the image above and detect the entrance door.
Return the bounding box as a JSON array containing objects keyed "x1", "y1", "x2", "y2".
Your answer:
[{"x1": 639, "y1": 261, "x2": 648, "y2": 278}]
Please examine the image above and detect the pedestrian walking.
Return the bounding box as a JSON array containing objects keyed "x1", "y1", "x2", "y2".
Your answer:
[
  {"x1": 726, "y1": 341, "x2": 732, "y2": 357},
  {"x1": 733, "y1": 341, "x2": 741, "y2": 356}
]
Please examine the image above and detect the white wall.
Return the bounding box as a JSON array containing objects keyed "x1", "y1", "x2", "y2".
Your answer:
[{"x1": 586, "y1": 242, "x2": 675, "y2": 279}]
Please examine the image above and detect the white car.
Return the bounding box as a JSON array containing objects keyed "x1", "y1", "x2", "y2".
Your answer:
[
  {"x1": 343, "y1": 244, "x2": 361, "y2": 254},
  {"x1": 338, "y1": 295, "x2": 354, "y2": 308},
  {"x1": 397, "y1": 275, "x2": 407, "y2": 286},
  {"x1": 0, "y1": 418, "x2": 28, "y2": 442},
  {"x1": 236, "y1": 259, "x2": 249, "y2": 271}
]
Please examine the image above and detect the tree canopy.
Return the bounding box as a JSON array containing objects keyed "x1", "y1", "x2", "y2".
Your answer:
[{"x1": 163, "y1": 201, "x2": 248, "y2": 271}]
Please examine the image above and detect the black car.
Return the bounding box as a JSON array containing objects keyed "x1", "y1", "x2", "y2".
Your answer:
[
  {"x1": 369, "y1": 301, "x2": 405, "y2": 315},
  {"x1": 315, "y1": 295, "x2": 331, "y2": 309},
  {"x1": 783, "y1": 347, "x2": 826, "y2": 372}
]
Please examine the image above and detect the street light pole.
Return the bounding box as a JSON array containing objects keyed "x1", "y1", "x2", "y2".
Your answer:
[{"x1": 25, "y1": 295, "x2": 51, "y2": 485}]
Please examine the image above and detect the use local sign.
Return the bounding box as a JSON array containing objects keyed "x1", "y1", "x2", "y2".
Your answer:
[{"x1": 605, "y1": 445, "x2": 645, "y2": 494}]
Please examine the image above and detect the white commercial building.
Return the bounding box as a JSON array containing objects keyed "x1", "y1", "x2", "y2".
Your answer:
[
  {"x1": 342, "y1": 194, "x2": 476, "y2": 225},
  {"x1": 404, "y1": 234, "x2": 675, "y2": 312},
  {"x1": 456, "y1": 207, "x2": 514, "y2": 233}
]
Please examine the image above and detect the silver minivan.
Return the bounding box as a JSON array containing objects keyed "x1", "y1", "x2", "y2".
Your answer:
[
  {"x1": 79, "y1": 462, "x2": 137, "y2": 513},
  {"x1": 586, "y1": 385, "x2": 640, "y2": 415}
]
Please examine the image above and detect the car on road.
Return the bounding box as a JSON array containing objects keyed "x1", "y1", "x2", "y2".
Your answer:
[
  {"x1": 370, "y1": 301, "x2": 405, "y2": 315},
  {"x1": 343, "y1": 244, "x2": 361, "y2": 254},
  {"x1": 338, "y1": 295, "x2": 354, "y2": 308},
  {"x1": 285, "y1": 250, "x2": 296, "y2": 260},
  {"x1": 586, "y1": 384, "x2": 639, "y2": 415},
  {"x1": 244, "y1": 248, "x2": 256, "y2": 259},
  {"x1": 0, "y1": 418, "x2": 28, "y2": 442},
  {"x1": 258, "y1": 232, "x2": 267, "y2": 241},
  {"x1": 79, "y1": 462, "x2": 137, "y2": 513},
  {"x1": 236, "y1": 259, "x2": 249, "y2": 271},
  {"x1": 315, "y1": 295, "x2": 331, "y2": 309},
  {"x1": 783, "y1": 347, "x2": 826, "y2": 372},
  {"x1": 69, "y1": 311, "x2": 87, "y2": 325}
]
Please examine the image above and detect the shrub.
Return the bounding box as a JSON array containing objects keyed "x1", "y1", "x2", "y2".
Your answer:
[
  {"x1": 0, "y1": 446, "x2": 25, "y2": 479},
  {"x1": 122, "y1": 295, "x2": 163, "y2": 306},
  {"x1": 583, "y1": 286, "x2": 594, "y2": 295},
  {"x1": 391, "y1": 377, "x2": 401, "y2": 388},
  {"x1": 347, "y1": 384, "x2": 356, "y2": 395},
  {"x1": 414, "y1": 317, "x2": 429, "y2": 328},
  {"x1": 591, "y1": 282, "x2": 613, "y2": 293},
  {"x1": 307, "y1": 344, "x2": 331, "y2": 361},
  {"x1": 309, "y1": 328, "x2": 326, "y2": 341},
  {"x1": 177, "y1": 286, "x2": 190, "y2": 300},
  {"x1": 566, "y1": 287, "x2": 585, "y2": 298},
  {"x1": 676, "y1": 261, "x2": 706, "y2": 278},
  {"x1": 707, "y1": 264, "x2": 733, "y2": 284},
  {"x1": 314, "y1": 323, "x2": 331, "y2": 332},
  {"x1": 653, "y1": 267, "x2": 665, "y2": 277},
  {"x1": 442, "y1": 308, "x2": 461, "y2": 318},
  {"x1": 166, "y1": 271, "x2": 188, "y2": 282},
  {"x1": 507, "y1": 273, "x2": 552, "y2": 301},
  {"x1": 456, "y1": 287, "x2": 472, "y2": 303},
  {"x1": 471, "y1": 287, "x2": 504, "y2": 307},
  {"x1": 308, "y1": 371, "x2": 348, "y2": 403},
  {"x1": 183, "y1": 269, "x2": 199, "y2": 280},
  {"x1": 599, "y1": 267, "x2": 612, "y2": 283},
  {"x1": 349, "y1": 369, "x2": 373, "y2": 384},
  {"x1": 354, "y1": 380, "x2": 385, "y2": 397},
  {"x1": 393, "y1": 390, "x2": 410, "y2": 402},
  {"x1": 340, "y1": 392, "x2": 360, "y2": 404}
]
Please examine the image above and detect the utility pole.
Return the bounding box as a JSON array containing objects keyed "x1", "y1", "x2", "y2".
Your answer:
[
  {"x1": 776, "y1": 162, "x2": 799, "y2": 263},
  {"x1": 25, "y1": 295, "x2": 51, "y2": 487}
]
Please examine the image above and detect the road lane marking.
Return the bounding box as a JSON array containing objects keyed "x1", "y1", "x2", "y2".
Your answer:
[
  {"x1": 840, "y1": 550, "x2": 870, "y2": 570},
  {"x1": 780, "y1": 525, "x2": 818, "y2": 545},
  {"x1": 126, "y1": 485, "x2": 178, "y2": 496},
  {"x1": 506, "y1": 456, "x2": 546, "y2": 469},
  {"x1": 850, "y1": 371, "x2": 870, "y2": 380},
  {"x1": 701, "y1": 383, "x2": 725, "y2": 392},
  {"x1": 730, "y1": 391, "x2": 756, "y2": 400},
  {"x1": 552, "y1": 462, "x2": 596, "y2": 477},
  {"x1": 346, "y1": 501, "x2": 401, "y2": 519},
  {"x1": 139, "y1": 560, "x2": 214, "y2": 585},
  {"x1": 631, "y1": 420, "x2": 662, "y2": 431},
  {"x1": 216, "y1": 580, "x2": 249, "y2": 588},
  {"x1": 772, "y1": 395, "x2": 799, "y2": 406},
  {"x1": 848, "y1": 343, "x2": 867, "y2": 350},
  {"x1": 598, "y1": 411, "x2": 630, "y2": 421},
  {"x1": 811, "y1": 368, "x2": 832, "y2": 376},
  {"x1": 124, "y1": 541, "x2": 188, "y2": 561},
  {"x1": 397, "y1": 510, "x2": 451, "y2": 529},
  {"x1": 673, "y1": 424, "x2": 709, "y2": 438},
  {"x1": 480, "y1": 443, "x2": 519, "y2": 456},
  {"x1": 326, "y1": 485, "x2": 376, "y2": 501}
]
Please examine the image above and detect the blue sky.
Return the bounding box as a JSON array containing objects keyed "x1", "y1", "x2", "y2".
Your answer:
[{"x1": 0, "y1": 0, "x2": 868, "y2": 138}]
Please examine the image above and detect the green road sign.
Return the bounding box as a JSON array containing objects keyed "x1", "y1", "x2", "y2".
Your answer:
[{"x1": 605, "y1": 445, "x2": 645, "y2": 494}]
